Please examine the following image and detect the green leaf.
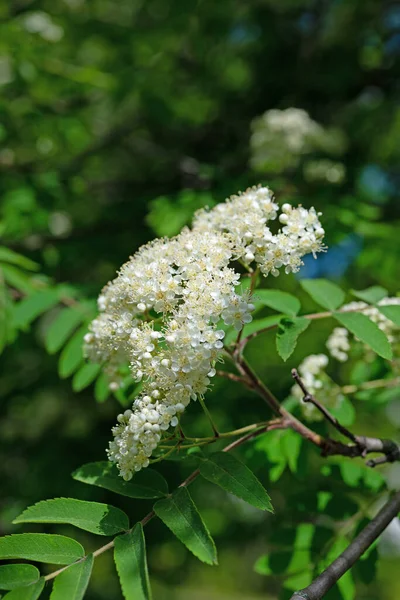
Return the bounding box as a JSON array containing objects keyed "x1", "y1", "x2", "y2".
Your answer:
[
  {"x1": 334, "y1": 312, "x2": 392, "y2": 360},
  {"x1": 114, "y1": 524, "x2": 152, "y2": 600},
  {"x1": 300, "y1": 279, "x2": 345, "y2": 311},
  {"x1": 14, "y1": 498, "x2": 129, "y2": 536},
  {"x1": 254, "y1": 290, "x2": 300, "y2": 317},
  {"x1": 50, "y1": 554, "x2": 93, "y2": 600},
  {"x1": 94, "y1": 372, "x2": 110, "y2": 403},
  {"x1": 351, "y1": 286, "x2": 388, "y2": 304},
  {"x1": 0, "y1": 534, "x2": 84, "y2": 564},
  {"x1": 0, "y1": 565, "x2": 40, "y2": 591},
  {"x1": 2, "y1": 265, "x2": 35, "y2": 294},
  {"x1": 72, "y1": 363, "x2": 101, "y2": 392},
  {"x1": 154, "y1": 487, "x2": 217, "y2": 565},
  {"x1": 378, "y1": 304, "x2": 400, "y2": 327},
  {"x1": 58, "y1": 327, "x2": 86, "y2": 378},
  {"x1": 72, "y1": 462, "x2": 168, "y2": 499},
  {"x1": 0, "y1": 247, "x2": 39, "y2": 271},
  {"x1": 276, "y1": 317, "x2": 310, "y2": 361},
  {"x1": 12, "y1": 290, "x2": 60, "y2": 329},
  {"x1": 224, "y1": 315, "x2": 282, "y2": 345},
  {"x1": 199, "y1": 452, "x2": 273, "y2": 511},
  {"x1": 3, "y1": 579, "x2": 44, "y2": 600},
  {"x1": 281, "y1": 430, "x2": 302, "y2": 473},
  {"x1": 45, "y1": 308, "x2": 85, "y2": 354}
]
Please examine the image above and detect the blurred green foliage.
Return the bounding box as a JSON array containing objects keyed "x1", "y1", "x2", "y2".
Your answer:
[{"x1": 1, "y1": 0, "x2": 400, "y2": 598}]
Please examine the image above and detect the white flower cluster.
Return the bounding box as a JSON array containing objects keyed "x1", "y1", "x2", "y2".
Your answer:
[
  {"x1": 326, "y1": 327, "x2": 350, "y2": 362},
  {"x1": 84, "y1": 185, "x2": 325, "y2": 478},
  {"x1": 250, "y1": 108, "x2": 346, "y2": 174}
]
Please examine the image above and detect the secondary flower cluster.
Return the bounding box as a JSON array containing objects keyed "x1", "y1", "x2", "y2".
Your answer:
[
  {"x1": 84, "y1": 185, "x2": 325, "y2": 478},
  {"x1": 293, "y1": 297, "x2": 400, "y2": 420},
  {"x1": 250, "y1": 108, "x2": 346, "y2": 175}
]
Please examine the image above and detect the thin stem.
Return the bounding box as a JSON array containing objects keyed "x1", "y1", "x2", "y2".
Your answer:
[
  {"x1": 341, "y1": 376, "x2": 400, "y2": 395},
  {"x1": 290, "y1": 492, "x2": 400, "y2": 600},
  {"x1": 198, "y1": 395, "x2": 219, "y2": 436}
]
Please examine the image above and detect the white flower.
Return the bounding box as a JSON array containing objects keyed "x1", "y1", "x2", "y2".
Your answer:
[{"x1": 84, "y1": 184, "x2": 325, "y2": 478}]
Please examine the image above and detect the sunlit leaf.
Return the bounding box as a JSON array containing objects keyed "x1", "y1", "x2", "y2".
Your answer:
[
  {"x1": 351, "y1": 286, "x2": 388, "y2": 304},
  {"x1": 72, "y1": 363, "x2": 101, "y2": 392},
  {"x1": 254, "y1": 290, "x2": 300, "y2": 317},
  {"x1": 14, "y1": 498, "x2": 129, "y2": 536},
  {"x1": 3, "y1": 578, "x2": 44, "y2": 600},
  {"x1": 45, "y1": 307, "x2": 85, "y2": 354},
  {"x1": 334, "y1": 312, "x2": 392, "y2": 360},
  {"x1": 301, "y1": 279, "x2": 345, "y2": 311},
  {"x1": 58, "y1": 327, "x2": 87, "y2": 378},
  {"x1": 0, "y1": 534, "x2": 84, "y2": 564}
]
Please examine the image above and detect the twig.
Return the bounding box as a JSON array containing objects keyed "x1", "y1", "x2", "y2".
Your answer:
[
  {"x1": 290, "y1": 492, "x2": 400, "y2": 600},
  {"x1": 291, "y1": 369, "x2": 400, "y2": 467},
  {"x1": 291, "y1": 369, "x2": 358, "y2": 444}
]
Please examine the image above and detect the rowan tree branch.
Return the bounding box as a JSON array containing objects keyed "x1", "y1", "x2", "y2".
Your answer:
[
  {"x1": 290, "y1": 491, "x2": 400, "y2": 600},
  {"x1": 291, "y1": 368, "x2": 400, "y2": 467}
]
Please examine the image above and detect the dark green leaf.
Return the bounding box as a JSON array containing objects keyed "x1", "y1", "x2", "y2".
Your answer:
[
  {"x1": 50, "y1": 554, "x2": 93, "y2": 600},
  {"x1": 154, "y1": 487, "x2": 217, "y2": 565},
  {"x1": 334, "y1": 312, "x2": 392, "y2": 360},
  {"x1": 3, "y1": 579, "x2": 44, "y2": 600},
  {"x1": 301, "y1": 279, "x2": 345, "y2": 311},
  {"x1": 0, "y1": 565, "x2": 40, "y2": 591},
  {"x1": 254, "y1": 290, "x2": 301, "y2": 317},
  {"x1": 45, "y1": 308, "x2": 85, "y2": 354},
  {"x1": 58, "y1": 327, "x2": 86, "y2": 378},
  {"x1": 378, "y1": 304, "x2": 400, "y2": 327},
  {"x1": 14, "y1": 498, "x2": 129, "y2": 536},
  {"x1": 72, "y1": 462, "x2": 168, "y2": 499},
  {"x1": 114, "y1": 524, "x2": 152, "y2": 600},
  {"x1": 12, "y1": 290, "x2": 60, "y2": 329},
  {"x1": 0, "y1": 534, "x2": 84, "y2": 564},
  {"x1": 72, "y1": 363, "x2": 101, "y2": 392},
  {"x1": 351, "y1": 286, "x2": 388, "y2": 304},
  {"x1": 199, "y1": 452, "x2": 273, "y2": 511},
  {"x1": 276, "y1": 317, "x2": 310, "y2": 361}
]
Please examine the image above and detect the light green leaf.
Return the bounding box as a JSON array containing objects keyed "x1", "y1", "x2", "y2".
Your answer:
[
  {"x1": 12, "y1": 290, "x2": 60, "y2": 329},
  {"x1": 276, "y1": 317, "x2": 310, "y2": 361},
  {"x1": 378, "y1": 304, "x2": 400, "y2": 327},
  {"x1": 2, "y1": 265, "x2": 35, "y2": 294},
  {"x1": 72, "y1": 462, "x2": 168, "y2": 499},
  {"x1": 45, "y1": 308, "x2": 85, "y2": 354},
  {"x1": 72, "y1": 363, "x2": 101, "y2": 392},
  {"x1": 0, "y1": 247, "x2": 39, "y2": 271},
  {"x1": 154, "y1": 487, "x2": 217, "y2": 565},
  {"x1": 14, "y1": 498, "x2": 129, "y2": 536},
  {"x1": 114, "y1": 525, "x2": 152, "y2": 600},
  {"x1": 58, "y1": 327, "x2": 86, "y2": 378},
  {"x1": 199, "y1": 452, "x2": 273, "y2": 511},
  {"x1": 3, "y1": 579, "x2": 44, "y2": 600},
  {"x1": 224, "y1": 315, "x2": 282, "y2": 345},
  {"x1": 334, "y1": 312, "x2": 392, "y2": 360},
  {"x1": 0, "y1": 565, "x2": 40, "y2": 590},
  {"x1": 300, "y1": 279, "x2": 345, "y2": 311},
  {"x1": 281, "y1": 430, "x2": 302, "y2": 473},
  {"x1": 0, "y1": 534, "x2": 84, "y2": 564},
  {"x1": 50, "y1": 554, "x2": 93, "y2": 600},
  {"x1": 254, "y1": 290, "x2": 300, "y2": 317},
  {"x1": 351, "y1": 286, "x2": 388, "y2": 304}
]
